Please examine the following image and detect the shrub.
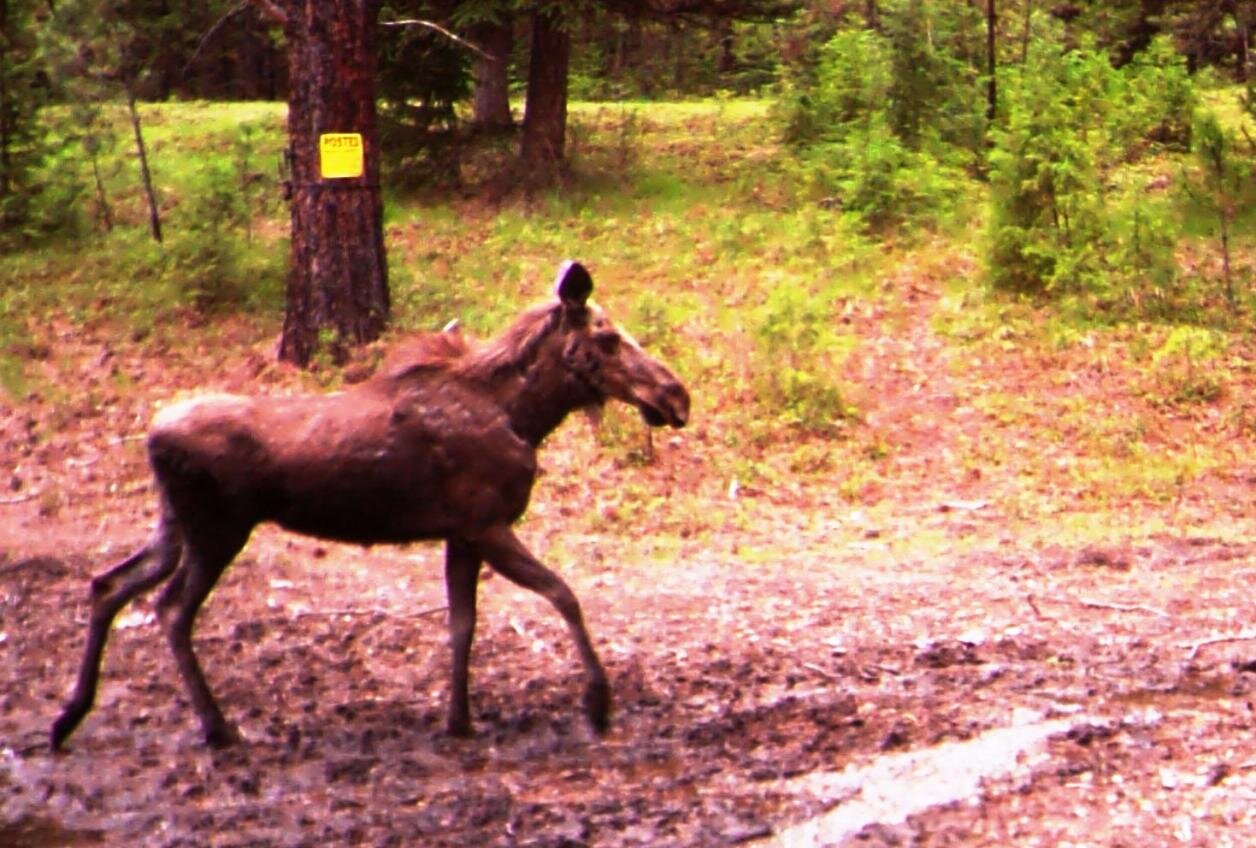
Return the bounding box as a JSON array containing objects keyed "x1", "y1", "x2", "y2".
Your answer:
[
  {"x1": 800, "y1": 119, "x2": 966, "y2": 231},
  {"x1": 1149, "y1": 326, "x2": 1229, "y2": 406},
  {"x1": 986, "y1": 38, "x2": 1197, "y2": 297},
  {"x1": 776, "y1": 4, "x2": 980, "y2": 233},
  {"x1": 778, "y1": 28, "x2": 891, "y2": 148},
  {"x1": 1113, "y1": 36, "x2": 1196, "y2": 154},
  {"x1": 161, "y1": 152, "x2": 283, "y2": 313},
  {"x1": 752, "y1": 282, "x2": 856, "y2": 434}
]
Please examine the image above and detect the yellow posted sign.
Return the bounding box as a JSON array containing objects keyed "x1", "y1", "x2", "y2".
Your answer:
[{"x1": 319, "y1": 133, "x2": 364, "y2": 179}]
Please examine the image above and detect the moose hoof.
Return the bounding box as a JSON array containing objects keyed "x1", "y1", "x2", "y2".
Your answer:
[
  {"x1": 583, "y1": 680, "x2": 612, "y2": 736},
  {"x1": 446, "y1": 715, "x2": 474, "y2": 739},
  {"x1": 49, "y1": 718, "x2": 75, "y2": 753},
  {"x1": 50, "y1": 703, "x2": 87, "y2": 752},
  {"x1": 204, "y1": 722, "x2": 243, "y2": 749}
]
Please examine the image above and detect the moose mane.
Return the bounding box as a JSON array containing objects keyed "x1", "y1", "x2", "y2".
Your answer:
[{"x1": 382, "y1": 302, "x2": 565, "y2": 388}]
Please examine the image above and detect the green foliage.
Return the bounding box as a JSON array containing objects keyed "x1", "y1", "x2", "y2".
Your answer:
[
  {"x1": 6, "y1": 113, "x2": 90, "y2": 244},
  {"x1": 1175, "y1": 108, "x2": 1256, "y2": 309},
  {"x1": 376, "y1": 12, "x2": 470, "y2": 188},
  {"x1": 1102, "y1": 191, "x2": 1182, "y2": 315},
  {"x1": 880, "y1": 0, "x2": 985, "y2": 155},
  {"x1": 799, "y1": 117, "x2": 967, "y2": 231},
  {"x1": 1115, "y1": 37, "x2": 1196, "y2": 152},
  {"x1": 777, "y1": 28, "x2": 890, "y2": 147},
  {"x1": 570, "y1": 13, "x2": 782, "y2": 100},
  {"x1": 1, "y1": 102, "x2": 287, "y2": 345},
  {"x1": 1148, "y1": 325, "x2": 1230, "y2": 407},
  {"x1": 0, "y1": 0, "x2": 71, "y2": 245},
  {"x1": 751, "y1": 282, "x2": 857, "y2": 435},
  {"x1": 987, "y1": 38, "x2": 1198, "y2": 299},
  {"x1": 160, "y1": 131, "x2": 284, "y2": 312},
  {"x1": 775, "y1": 3, "x2": 980, "y2": 233}
]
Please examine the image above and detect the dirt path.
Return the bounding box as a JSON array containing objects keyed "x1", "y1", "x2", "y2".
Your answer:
[{"x1": 4, "y1": 263, "x2": 1256, "y2": 846}]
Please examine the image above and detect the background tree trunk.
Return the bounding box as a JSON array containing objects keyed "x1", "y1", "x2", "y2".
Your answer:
[
  {"x1": 520, "y1": 9, "x2": 570, "y2": 175},
  {"x1": 0, "y1": 0, "x2": 11, "y2": 205},
  {"x1": 986, "y1": 0, "x2": 997, "y2": 121},
  {"x1": 126, "y1": 89, "x2": 163, "y2": 243},
  {"x1": 279, "y1": 0, "x2": 389, "y2": 366},
  {"x1": 471, "y1": 17, "x2": 514, "y2": 131}
]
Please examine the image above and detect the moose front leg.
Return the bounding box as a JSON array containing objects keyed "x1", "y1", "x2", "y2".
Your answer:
[
  {"x1": 51, "y1": 536, "x2": 182, "y2": 751},
  {"x1": 444, "y1": 538, "x2": 482, "y2": 737},
  {"x1": 474, "y1": 525, "x2": 611, "y2": 734},
  {"x1": 154, "y1": 527, "x2": 249, "y2": 748}
]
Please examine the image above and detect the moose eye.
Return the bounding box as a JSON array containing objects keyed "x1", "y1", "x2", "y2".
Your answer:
[{"x1": 594, "y1": 331, "x2": 621, "y2": 355}]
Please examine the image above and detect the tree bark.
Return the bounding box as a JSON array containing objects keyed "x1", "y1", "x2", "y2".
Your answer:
[
  {"x1": 986, "y1": 0, "x2": 997, "y2": 122},
  {"x1": 279, "y1": 0, "x2": 389, "y2": 366},
  {"x1": 126, "y1": 89, "x2": 163, "y2": 244},
  {"x1": 864, "y1": 0, "x2": 879, "y2": 30},
  {"x1": 471, "y1": 17, "x2": 514, "y2": 131},
  {"x1": 520, "y1": 8, "x2": 570, "y2": 175},
  {"x1": 0, "y1": 0, "x2": 11, "y2": 205},
  {"x1": 1019, "y1": 0, "x2": 1033, "y2": 63}
]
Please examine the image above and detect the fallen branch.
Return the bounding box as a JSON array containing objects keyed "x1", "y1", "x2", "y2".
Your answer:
[
  {"x1": 1026, "y1": 594, "x2": 1050, "y2": 620},
  {"x1": 1180, "y1": 631, "x2": 1256, "y2": 661},
  {"x1": 0, "y1": 492, "x2": 37, "y2": 505},
  {"x1": 379, "y1": 18, "x2": 492, "y2": 59},
  {"x1": 803, "y1": 662, "x2": 842, "y2": 683},
  {"x1": 1035, "y1": 594, "x2": 1168, "y2": 618},
  {"x1": 184, "y1": 1, "x2": 249, "y2": 75},
  {"x1": 198, "y1": 605, "x2": 450, "y2": 642},
  {"x1": 294, "y1": 605, "x2": 449, "y2": 621}
]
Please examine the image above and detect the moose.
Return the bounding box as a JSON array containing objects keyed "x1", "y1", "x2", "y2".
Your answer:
[{"x1": 51, "y1": 261, "x2": 690, "y2": 750}]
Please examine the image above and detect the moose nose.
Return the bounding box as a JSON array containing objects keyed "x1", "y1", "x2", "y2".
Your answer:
[{"x1": 666, "y1": 381, "x2": 691, "y2": 428}]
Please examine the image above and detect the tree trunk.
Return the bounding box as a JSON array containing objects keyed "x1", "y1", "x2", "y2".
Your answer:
[
  {"x1": 986, "y1": 0, "x2": 997, "y2": 122},
  {"x1": 1020, "y1": 0, "x2": 1033, "y2": 64},
  {"x1": 864, "y1": 0, "x2": 879, "y2": 30},
  {"x1": 520, "y1": 9, "x2": 570, "y2": 175},
  {"x1": 90, "y1": 152, "x2": 114, "y2": 233},
  {"x1": 1235, "y1": 5, "x2": 1251, "y2": 82},
  {"x1": 126, "y1": 89, "x2": 163, "y2": 244},
  {"x1": 0, "y1": 0, "x2": 11, "y2": 205},
  {"x1": 471, "y1": 17, "x2": 514, "y2": 131},
  {"x1": 279, "y1": 0, "x2": 389, "y2": 366}
]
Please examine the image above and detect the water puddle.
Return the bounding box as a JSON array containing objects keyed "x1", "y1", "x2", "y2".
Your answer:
[{"x1": 762, "y1": 711, "x2": 1087, "y2": 847}]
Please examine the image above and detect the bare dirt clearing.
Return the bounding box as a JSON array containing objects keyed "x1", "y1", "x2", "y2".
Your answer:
[{"x1": 3, "y1": 265, "x2": 1256, "y2": 846}]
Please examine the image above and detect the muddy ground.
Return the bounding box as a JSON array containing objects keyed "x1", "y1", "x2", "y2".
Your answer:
[
  {"x1": 4, "y1": 481, "x2": 1255, "y2": 846},
  {"x1": 3, "y1": 283, "x2": 1256, "y2": 846}
]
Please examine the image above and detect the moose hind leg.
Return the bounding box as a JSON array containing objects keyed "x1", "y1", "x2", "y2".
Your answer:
[
  {"x1": 444, "y1": 539, "x2": 483, "y2": 737},
  {"x1": 51, "y1": 532, "x2": 183, "y2": 750},
  {"x1": 476, "y1": 526, "x2": 611, "y2": 734},
  {"x1": 156, "y1": 532, "x2": 248, "y2": 748}
]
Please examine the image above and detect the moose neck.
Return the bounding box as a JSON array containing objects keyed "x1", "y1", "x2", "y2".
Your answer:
[
  {"x1": 448, "y1": 303, "x2": 601, "y2": 449},
  {"x1": 497, "y1": 362, "x2": 596, "y2": 448}
]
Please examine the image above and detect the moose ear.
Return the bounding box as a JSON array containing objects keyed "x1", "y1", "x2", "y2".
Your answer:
[{"x1": 555, "y1": 260, "x2": 593, "y2": 307}]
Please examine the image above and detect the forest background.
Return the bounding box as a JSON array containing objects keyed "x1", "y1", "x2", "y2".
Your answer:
[
  {"x1": 2, "y1": 1, "x2": 1256, "y2": 375},
  {"x1": 4, "y1": 2, "x2": 1256, "y2": 844},
  {"x1": 1, "y1": 0, "x2": 1255, "y2": 512}
]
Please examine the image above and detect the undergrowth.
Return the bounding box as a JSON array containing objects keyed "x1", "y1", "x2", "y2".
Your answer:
[{"x1": 2, "y1": 96, "x2": 1253, "y2": 523}]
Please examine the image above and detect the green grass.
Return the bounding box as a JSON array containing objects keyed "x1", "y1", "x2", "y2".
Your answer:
[{"x1": 4, "y1": 92, "x2": 1255, "y2": 537}]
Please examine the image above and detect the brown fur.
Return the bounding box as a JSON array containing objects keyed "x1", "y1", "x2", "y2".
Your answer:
[{"x1": 51, "y1": 263, "x2": 689, "y2": 750}]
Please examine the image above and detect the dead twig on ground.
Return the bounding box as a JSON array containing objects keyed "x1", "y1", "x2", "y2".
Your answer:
[
  {"x1": 197, "y1": 606, "x2": 450, "y2": 642},
  {"x1": 0, "y1": 492, "x2": 37, "y2": 505},
  {"x1": 1180, "y1": 631, "x2": 1256, "y2": 661},
  {"x1": 1035, "y1": 594, "x2": 1169, "y2": 618},
  {"x1": 292, "y1": 605, "x2": 449, "y2": 621},
  {"x1": 1026, "y1": 594, "x2": 1050, "y2": 620},
  {"x1": 803, "y1": 662, "x2": 843, "y2": 682},
  {"x1": 379, "y1": 18, "x2": 492, "y2": 59}
]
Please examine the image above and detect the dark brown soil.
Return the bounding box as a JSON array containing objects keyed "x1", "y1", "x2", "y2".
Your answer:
[{"x1": 4, "y1": 279, "x2": 1256, "y2": 846}]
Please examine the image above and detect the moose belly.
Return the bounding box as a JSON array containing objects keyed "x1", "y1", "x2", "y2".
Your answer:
[{"x1": 264, "y1": 438, "x2": 537, "y2": 545}]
